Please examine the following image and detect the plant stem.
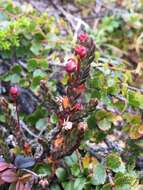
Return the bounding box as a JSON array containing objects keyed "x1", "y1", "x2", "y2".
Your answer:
[
  {"x1": 15, "y1": 99, "x2": 20, "y2": 130},
  {"x1": 107, "y1": 169, "x2": 116, "y2": 190}
]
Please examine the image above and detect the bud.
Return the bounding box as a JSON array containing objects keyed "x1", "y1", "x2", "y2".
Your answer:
[
  {"x1": 9, "y1": 86, "x2": 20, "y2": 99},
  {"x1": 75, "y1": 45, "x2": 87, "y2": 59},
  {"x1": 78, "y1": 32, "x2": 89, "y2": 43},
  {"x1": 65, "y1": 58, "x2": 77, "y2": 73}
]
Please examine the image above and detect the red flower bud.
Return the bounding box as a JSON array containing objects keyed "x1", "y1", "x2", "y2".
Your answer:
[
  {"x1": 9, "y1": 86, "x2": 20, "y2": 99},
  {"x1": 75, "y1": 45, "x2": 87, "y2": 59},
  {"x1": 65, "y1": 58, "x2": 77, "y2": 73},
  {"x1": 78, "y1": 32, "x2": 89, "y2": 43}
]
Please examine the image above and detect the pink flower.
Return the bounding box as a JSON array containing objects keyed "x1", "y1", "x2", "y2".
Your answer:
[
  {"x1": 40, "y1": 80, "x2": 46, "y2": 86},
  {"x1": 39, "y1": 179, "x2": 49, "y2": 188},
  {"x1": 63, "y1": 121, "x2": 73, "y2": 130},
  {"x1": 78, "y1": 32, "x2": 89, "y2": 43},
  {"x1": 65, "y1": 58, "x2": 77, "y2": 73},
  {"x1": 75, "y1": 103, "x2": 83, "y2": 111},
  {"x1": 78, "y1": 122, "x2": 88, "y2": 131},
  {"x1": 9, "y1": 86, "x2": 20, "y2": 99},
  {"x1": 75, "y1": 45, "x2": 87, "y2": 59}
]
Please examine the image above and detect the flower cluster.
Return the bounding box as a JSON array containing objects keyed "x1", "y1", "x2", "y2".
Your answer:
[
  {"x1": 6, "y1": 31, "x2": 96, "y2": 189},
  {"x1": 65, "y1": 32, "x2": 89, "y2": 73}
]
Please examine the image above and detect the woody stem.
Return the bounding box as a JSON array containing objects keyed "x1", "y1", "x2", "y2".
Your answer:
[{"x1": 15, "y1": 99, "x2": 20, "y2": 130}]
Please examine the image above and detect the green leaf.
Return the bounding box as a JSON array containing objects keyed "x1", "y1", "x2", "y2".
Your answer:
[
  {"x1": 97, "y1": 119, "x2": 111, "y2": 131},
  {"x1": 34, "y1": 164, "x2": 52, "y2": 177},
  {"x1": 115, "y1": 174, "x2": 135, "y2": 188},
  {"x1": 27, "y1": 59, "x2": 37, "y2": 72},
  {"x1": 50, "y1": 113, "x2": 58, "y2": 124},
  {"x1": 91, "y1": 163, "x2": 106, "y2": 185},
  {"x1": 62, "y1": 181, "x2": 74, "y2": 190},
  {"x1": 38, "y1": 59, "x2": 48, "y2": 69},
  {"x1": 34, "y1": 32, "x2": 46, "y2": 41},
  {"x1": 27, "y1": 106, "x2": 47, "y2": 125},
  {"x1": 116, "y1": 184, "x2": 130, "y2": 190},
  {"x1": 87, "y1": 115, "x2": 97, "y2": 129},
  {"x1": 107, "y1": 153, "x2": 121, "y2": 171},
  {"x1": 64, "y1": 152, "x2": 78, "y2": 166},
  {"x1": 107, "y1": 155, "x2": 126, "y2": 173},
  {"x1": 50, "y1": 184, "x2": 61, "y2": 190},
  {"x1": 127, "y1": 91, "x2": 143, "y2": 109},
  {"x1": 74, "y1": 177, "x2": 86, "y2": 190},
  {"x1": 0, "y1": 114, "x2": 5, "y2": 122},
  {"x1": 30, "y1": 41, "x2": 42, "y2": 55},
  {"x1": 113, "y1": 162, "x2": 126, "y2": 173},
  {"x1": 35, "y1": 118, "x2": 48, "y2": 131},
  {"x1": 102, "y1": 183, "x2": 112, "y2": 190},
  {"x1": 56, "y1": 168, "x2": 67, "y2": 182},
  {"x1": 71, "y1": 164, "x2": 80, "y2": 176},
  {"x1": 31, "y1": 76, "x2": 42, "y2": 89},
  {"x1": 11, "y1": 65, "x2": 22, "y2": 73},
  {"x1": 33, "y1": 69, "x2": 46, "y2": 78},
  {"x1": 4, "y1": 73, "x2": 20, "y2": 83}
]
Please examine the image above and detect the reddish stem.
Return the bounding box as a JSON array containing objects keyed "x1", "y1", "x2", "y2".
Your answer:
[{"x1": 15, "y1": 99, "x2": 20, "y2": 130}]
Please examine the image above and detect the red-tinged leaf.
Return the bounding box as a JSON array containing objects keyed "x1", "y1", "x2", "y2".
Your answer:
[
  {"x1": 0, "y1": 162, "x2": 10, "y2": 172},
  {"x1": 1, "y1": 169, "x2": 18, "y2": 183},
  {"x1": 16, "y1": 181, "x2": 25, "y2": 190}
]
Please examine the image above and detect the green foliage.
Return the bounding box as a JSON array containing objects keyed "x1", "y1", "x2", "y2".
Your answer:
[
  {"x1": 91, "y1": 163, "x2": 107, "y2": 185},
  {"x1": 34, "y1": 163, "x2": 52, "y2": 177}
]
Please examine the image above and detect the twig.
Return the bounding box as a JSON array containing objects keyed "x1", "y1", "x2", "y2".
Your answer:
[
  {"x1": 107, "y1": 169, "x2": 116, "y2": 190},
  {"x1": 73, "y1": 19, "x2": 82, "y2": 43},
  {"x1": 20, "y1": 120, "x2": 39, "y2": 139},
  {"x1": 15, "y1": 100, "x2": 20, "y2": 130},
  {"x1": 49, "y1": 62, "x2": 65, "y2": 68},
  {"x1": 21, "y1": 168, "x2": 39, "y2": 178},
  {"x1": 127, "y1": 85, "x2": 143, "y2": 93},
  {"x1": 49, "y1": 0, "x2": 89, "y2": 30}
]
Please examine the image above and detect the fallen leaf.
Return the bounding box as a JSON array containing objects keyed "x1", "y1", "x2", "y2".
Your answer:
[
  {"x1": 54, "y1": 135, "x2": 64, "y2": 149},
  {"x1": 138, "y1": 125, "x2": 143, "y2": 135},
  {"x1": 62, "y1": 96, "x2": 70, "y2": 109},
  {"x1": 129, "y1": 125, "x2": 142, "y2": 139}
]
